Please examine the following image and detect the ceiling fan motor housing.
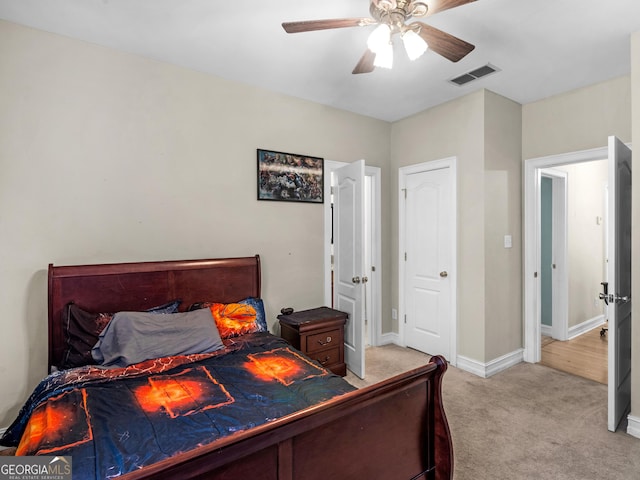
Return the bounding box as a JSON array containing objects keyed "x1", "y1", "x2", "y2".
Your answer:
[{"x1": 370, "y1": 0, "x2": 429, "y2": 31}]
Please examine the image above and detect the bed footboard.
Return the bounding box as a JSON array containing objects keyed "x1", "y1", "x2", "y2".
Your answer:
[{"x1": 123, "y1": 355, "x2": 453, "y2": 480}]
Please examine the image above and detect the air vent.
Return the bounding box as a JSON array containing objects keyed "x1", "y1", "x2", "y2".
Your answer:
[{"x1": 449, "y1": 63, "x2": 500, "y2": 86}]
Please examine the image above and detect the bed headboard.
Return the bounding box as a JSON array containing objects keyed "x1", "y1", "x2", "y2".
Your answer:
[{"x1": 48, "y1": 255, "x2": 261, "y2": 371}]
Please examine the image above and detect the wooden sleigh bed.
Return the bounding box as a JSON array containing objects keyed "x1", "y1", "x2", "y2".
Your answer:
[{"x1": 6, "y1": 255, "x2": 453, "y2": 479}]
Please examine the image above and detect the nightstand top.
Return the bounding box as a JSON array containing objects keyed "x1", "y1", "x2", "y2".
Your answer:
[{"x1": 277, "y1": 307, "x2": 348, "y2": 327}]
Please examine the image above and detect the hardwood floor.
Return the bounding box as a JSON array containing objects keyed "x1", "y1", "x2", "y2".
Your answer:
[{"x1": 540, "y1": 324, "x2": 608, "y2": 384}]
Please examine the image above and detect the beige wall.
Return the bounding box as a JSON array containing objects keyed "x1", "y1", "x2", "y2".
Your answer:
[
  {"x1": 484, "y1": 91, "x2": 522, "y2": 361},
  {"x1": 556, "y1": 161, "x2": 608, "y2": 330},
  {"x1": 631, "y1": 31, "x2": 640, "y2": 420},
  {"x1": 522, "y1": 76, "x2": 631, "y2": 159},
  {"x1": 390, "y1": 90, "x2": 522, "y2": 363},
  {"x1": 0, "y1": 20, "x2": 391, "y2": 425},
  {"x1": 390, "y1": 91, "x2": 485, "y2": 360}
]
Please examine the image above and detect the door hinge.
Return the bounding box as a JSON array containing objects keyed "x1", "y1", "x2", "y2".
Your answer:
[
  {"x1": 330, "y1": 186, "x2": 334, "y2": 195},
  {"x1": 404, "y1": 252, "x2": 407, "y2": 261},
  {"x1": 403, "y1": 188, "x2": 407, "y2": 199},
  {"x1": 404, "y1": 314, "x2": 407, "y2": 324}
]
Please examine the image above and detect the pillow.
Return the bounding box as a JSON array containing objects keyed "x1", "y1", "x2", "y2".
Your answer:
[
  {"x1": 238, "y1": 297, "x2": 268, "y2": 332},
  {"x1": 188, "y1": 297, "x2": 267, "y2": 338},
  {"x1": 61, "y1": 300, "x2": 181, "y2": 370},
  {"x1": 209, "y1": 303, "x2": 260, "y2": 339},
  {"x1": 91, "y1": 309, "x2": 224, "y2": 368},
  {"x1": 145, "y1": 300, "x2": 183, "y2": 315}
]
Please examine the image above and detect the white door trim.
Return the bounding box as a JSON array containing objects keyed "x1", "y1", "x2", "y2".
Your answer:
[
  {"x1": 324, "y1": 160, "x2": 382, "y2": 346},
  {"x1": 539, "y1": 168, "x2": 569, "y2": 341},
  {"x1": 398, "y1": 157, "x2": 457, "y2": 365},
  {"x1": 524, "y1": 146, "x2": 609, "y2": 362},
  {"x1": 365, "y1": 166, "x2": 382, "y2": 347}
]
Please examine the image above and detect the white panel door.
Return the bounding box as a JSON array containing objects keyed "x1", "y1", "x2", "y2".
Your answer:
[
  {"x1": 333, "y1": 160, "x2": 365, "y2": 378},
  {"x1": 607, "y1": 136, "x2": 632, "y2": 432},
  {"x1": 403, "y1": 167, "x2": 452, "y2": 358}
]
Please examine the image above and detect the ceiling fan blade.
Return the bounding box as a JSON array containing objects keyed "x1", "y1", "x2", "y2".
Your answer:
[
  {"x1": 424, "y1": 0, "x2": 477, "y2": 17},
  {"x1": 352, "y1": 49, "x2": 376, "y2": 74},
  {"x1": 414, "y1": 22, "x2": 475, "y2": 62},
  {"x1": 282, "y1": 18, "x2": 375, "y2": 33}
]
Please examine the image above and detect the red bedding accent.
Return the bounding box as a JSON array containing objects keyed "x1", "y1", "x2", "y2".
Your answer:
[
  {"x1": 246, "y1": 348, "x2": 326, "y2": 385},
  {"x1": 134, "y1": 367, "x2": 235, "y2": 418},
  {"x1": 16, "y1": 389, "x2": 92, "y2": 456}
]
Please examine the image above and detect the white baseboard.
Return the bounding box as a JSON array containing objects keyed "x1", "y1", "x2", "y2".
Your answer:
[
  {"x1": 457, "y1": 348, "x2": 524, "y2": 378},
  {"x1": 568, "y1": 314, "x2": 605, "y2": 340},
  {"x1": 378, "y1": 337, "x2": 523, "y2": 378},
  {"x1": 627, "y1": 415, "x2": 640, "y2": 439},
  {"x1": 541, "y1": 324, "x2": 552, "y2": 337},
  {"x1": 378, "y1": 331, "x2": 400, "y2": 346}
]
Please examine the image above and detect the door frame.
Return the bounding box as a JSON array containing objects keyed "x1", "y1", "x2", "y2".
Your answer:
[
  {"x1": 323, "y1": 160, "x2": 382, "y2": 346},
  {"x1": 524, "y1": 145, "x2": 608, "y2": 362},
  {"x1": 398, "y1": 157, "x2": 457, "y2": 365},
  {"x1": 539, "y1": 168, "x2": 569, "y2": 341}
]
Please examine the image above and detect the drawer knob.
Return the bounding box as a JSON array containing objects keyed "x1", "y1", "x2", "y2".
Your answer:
[
  {"x1": 317, "y1": 336, "x2": 332, "y2": 346},
  {"x1": 319, "y1": 356, "x2": 330, "y2": 365}
]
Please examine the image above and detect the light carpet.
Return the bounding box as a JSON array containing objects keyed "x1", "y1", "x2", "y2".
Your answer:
[{"x1": 345, "y1": 345, "x2": 640, "y2": 480}]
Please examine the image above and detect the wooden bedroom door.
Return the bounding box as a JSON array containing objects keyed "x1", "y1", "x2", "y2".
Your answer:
[
  {"x1": 333, "y1": 159, "x2": 366, "y2": 379},
  {"x1": 607, "y1": 136, "x2": 632, "y2": 432}
]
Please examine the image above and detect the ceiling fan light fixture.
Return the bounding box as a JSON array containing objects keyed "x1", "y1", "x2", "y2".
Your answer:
[
  {"x1": 402, "y1": 29, "x2": 428, "y2": 61},
  {"x1": 367, "y1": 24, "x2": 391, "y2": 54},
  {"x1": 373, "y1": 41, "x2": 393, "y2": 69}
]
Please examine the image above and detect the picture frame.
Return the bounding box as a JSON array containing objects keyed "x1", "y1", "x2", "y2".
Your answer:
[{"x1": 257, "y1": 149, "x2": 324, "y2": 203}]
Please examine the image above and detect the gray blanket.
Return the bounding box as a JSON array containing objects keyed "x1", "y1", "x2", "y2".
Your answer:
[{"x1": 92, "y1": 309, "x2": 223, "y2": 367}]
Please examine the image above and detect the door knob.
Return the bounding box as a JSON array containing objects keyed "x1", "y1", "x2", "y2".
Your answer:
[
  {"x1": 362, "y1": 276, "x2": 369, "y2": 283},
  {"x1": 614, "y1": 294, "x2": 630, "y2": 304},
  {"x1": 439, "y1": 271, "x2": 448, "y2": 278},
  {"x1": 352, "y1": 276, "x2": 361, "y2": 284}
]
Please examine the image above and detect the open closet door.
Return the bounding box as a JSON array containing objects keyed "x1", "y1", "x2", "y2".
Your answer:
[
  {"x1": 607, "y1": 136, "x2": 632, "y2": 432},
  {"x1": 333, "y1": 160, "x2": 365, "y2": 378}
]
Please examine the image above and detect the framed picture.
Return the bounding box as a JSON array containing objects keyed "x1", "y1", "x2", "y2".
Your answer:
[{"x1": 257, "y1": 149, "x2": 324, "y2": 203}]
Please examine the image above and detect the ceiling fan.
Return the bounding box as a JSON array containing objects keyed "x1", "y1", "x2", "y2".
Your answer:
[{"x1": 282, "y1": 0, "x2": 476, "y2": 74}]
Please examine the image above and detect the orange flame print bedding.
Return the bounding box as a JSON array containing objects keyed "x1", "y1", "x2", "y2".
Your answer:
[
  {"x1": 209, "y1": 303, "x2": 260, "y2": 338},
  {"x1": 3, "y1": 332, "x2": 355, "y2": 479}
]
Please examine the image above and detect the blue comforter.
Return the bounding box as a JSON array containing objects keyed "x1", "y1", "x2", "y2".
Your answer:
[{"x1": 1, "y1": 332, "x2": 355, "y2": 479}]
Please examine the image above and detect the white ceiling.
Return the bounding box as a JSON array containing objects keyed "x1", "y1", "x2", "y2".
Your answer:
[{"x1": 1, "y1": 0, "x2": 640, "y2": 122}]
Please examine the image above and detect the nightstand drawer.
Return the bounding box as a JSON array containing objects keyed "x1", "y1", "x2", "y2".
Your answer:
[
  {"x1": 309, "y1": 347, "x2": 341, "y2": 368},
  {"x1": 306, "y1": 329, "x2": 341, "y2": 353}
]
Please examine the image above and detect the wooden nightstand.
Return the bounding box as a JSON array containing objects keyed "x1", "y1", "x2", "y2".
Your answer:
[{"x1": 278, "y1": 307, "x2": 348, "y2": 376}]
